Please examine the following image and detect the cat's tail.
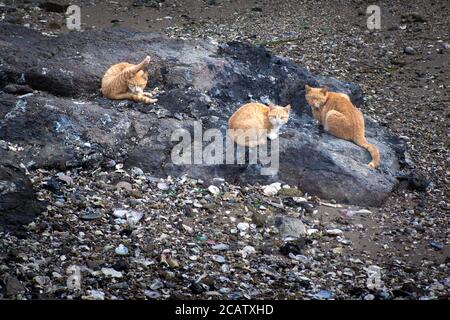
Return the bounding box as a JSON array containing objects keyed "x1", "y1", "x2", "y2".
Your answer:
[{"x1": 353, "y1": 136, "x2": 380, "y2": 169}]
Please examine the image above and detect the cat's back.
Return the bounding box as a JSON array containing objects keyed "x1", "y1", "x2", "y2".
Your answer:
[
  {"x1": 327, "y1": 93, "x2": 357, "y2": 114},
  {"x1": 229, "y1": 102, "x2": 269, "y2": 128}
]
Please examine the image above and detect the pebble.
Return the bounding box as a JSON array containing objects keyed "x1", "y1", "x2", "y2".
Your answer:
[
  {"x1": 314, "y1": 290, "x2": 333, "y2": 300},
  {"x1": 211, "y1": 243, "x2": 230, "y2": 251},
  {"x1": 82, "y1": 290, "x2": 105, "y2": 300},
  {"x1": 404, "y1": 46, "x2": 417, "y2": 55},
  {"x1": 101, "y1": 267, "x2": 123, "y2": 278},
  {"x1": 116, "y1": 181, "x2": 132, "y2": 191},
  {"x1": 212, "y1": 255, "x2": 226, "y2": 263},
  {"x1": 326, "y1": 229, "x2": 344, "y2": 236},
  {"x1": 79, "y1": 211, "x2": 102, "y2": 221},
  {"x1": 144, "y1": 290, "x2": 161, "y2": 299},
  {"x1": 237, "y1": 222, "x2": 250, "y2": 232},
  {"x1": 208, "y1": 185, "x2": 220, "y2": 195},
  {"x1": 157, "y1": 182, "x2": 169, "y2": 190},
  {"x1": 262, "y1": 182, "x2": 282, "y2": 196},
  {"x1": 240, "y1": 245, "x2": 256, "y2": 258},
  {"x1": 131, "y1": 167, "x2": 144, "y2": 176},
  {"x1": 115, "y1": 244, "x2": 129, "y2": 256},
  {"x1": 429, "y1": 241, "x2": 444, "y2": 250},
  {"x1": 275, "y1": 216, "x2": 306, "y2": 239}
]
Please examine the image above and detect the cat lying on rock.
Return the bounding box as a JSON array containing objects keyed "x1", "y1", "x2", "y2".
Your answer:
[
  {"x1": 228, "y1": 102, "x2": 291, "y2": 147},
  {"x1": 101, "y1": 55, "x2": 157, "y2": 104}
]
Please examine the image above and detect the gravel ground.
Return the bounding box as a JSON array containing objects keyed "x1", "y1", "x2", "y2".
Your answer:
[{"x1": 0, "y1": 0, "x2": 448, "y2": 300}]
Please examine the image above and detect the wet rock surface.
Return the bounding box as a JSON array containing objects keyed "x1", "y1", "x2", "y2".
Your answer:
[{"x1": 0, "y1": 23, "x2": 407, "y2": 207}]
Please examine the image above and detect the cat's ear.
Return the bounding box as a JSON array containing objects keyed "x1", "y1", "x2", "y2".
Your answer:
[
  {"x1": 304, "y1": 84, "x2": 311, "y2": 92},
  {"x1": 285, "y1": 104, "x2": 291, "y2": 112},
  {"x1": 267, "y1": 102, "x2": 276, "y2": 109},
  {"x1": 321, "y1": 87, "x2": 328, "y2": 95}
]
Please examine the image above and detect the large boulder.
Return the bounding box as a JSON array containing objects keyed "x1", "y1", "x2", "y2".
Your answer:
[{"x1": 0, "y1": 23, "x2": 409, "y2": 206}]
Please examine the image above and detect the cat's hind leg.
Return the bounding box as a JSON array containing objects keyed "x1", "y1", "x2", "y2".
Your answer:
[{"x1": 324, "y1": 110, "x2": 353, "y2": 140}]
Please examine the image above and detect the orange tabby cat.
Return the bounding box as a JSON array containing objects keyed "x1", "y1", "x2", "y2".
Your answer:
[
  {"x1": 228, "y1": 102, "x2": 291, "y2": 147},
  {"x1": 305, "y1": 85, "x2": 380, "y2": 168},
  {"x1": 101, "y1": 55, "x2": 157, "y2": 104}
]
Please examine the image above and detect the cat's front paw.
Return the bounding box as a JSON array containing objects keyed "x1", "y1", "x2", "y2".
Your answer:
[
  {"x1": 267, "y1": 132, "x2": 278, "y2": 140},
  {"x1": 143, "y1": 55, "x2": 151, "y2": 64},
  {"x1": 143, "y1": 97, "x2": 158, "y2": 104}
]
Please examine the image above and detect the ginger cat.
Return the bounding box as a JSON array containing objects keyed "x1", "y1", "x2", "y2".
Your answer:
[
  {"x1": 228, "y1": 102, "x2": 291, "y2": 147},
  {"x1": 305, "y1": 85, "x2": 380, "y2": 168},
  {"x1": 101, "y1": 55, "x2": 157, "y2": 104}
]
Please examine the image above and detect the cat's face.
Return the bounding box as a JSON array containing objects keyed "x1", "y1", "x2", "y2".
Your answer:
[
  {"x1": 305, "y1": 85, "x2": 328, "y2": 109},
  {"x1": 128, "y1": 70, "x2": 148, "y2": 94},
  {"x1": 268, "y1": 104, "x2": 291, "y2": 126}
]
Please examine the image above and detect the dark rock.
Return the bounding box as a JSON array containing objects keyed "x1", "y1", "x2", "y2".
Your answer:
[
  {"x1": 0, "y1": 23, "x2": 409, "y2": 206},
  {"x1": 3, "y1": 275, "x2": 26, "y2": 297},
  {"x1": 404, "y1": 47, "x2": 417, "y2": 55},
  {"x1": 401, "y1": 12, "x2": 427, "y2": 23},
  {"x1": 279, "y1": 238, "x2": 309, "y2": 256},
  {"x1": 112, "y1": 259, "x2": 130, "y2": 272},
  {"x1": 3, "y1": 84, "x2": 33, "y2": 95},
  {"x1": 0, "y1": 165, "x2": 43, "y2": 236},
  {"x1": 274, "y1": 216, "x2": 306, "y2": 238},
  {"x1": 38, "y1": 2, "x2": 69, "y2": 13},
  {"x1": 189, "y1": 282, "x2": 205, "y2": 294}
]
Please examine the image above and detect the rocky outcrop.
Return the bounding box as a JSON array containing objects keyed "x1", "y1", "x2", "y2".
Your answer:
[{"x1": 0, "y1": 23, "x2": 409, "y2": 212}]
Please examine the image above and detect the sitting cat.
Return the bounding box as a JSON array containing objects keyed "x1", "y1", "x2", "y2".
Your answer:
[
  {"x1": 228, "y1": 102, "x2": 291, "y2": 147},
  {"x1": 305, "y1": 84, "x2": 380, "y2": 168},
  {"x1": 101, "y1": 55, "x2": 157, "y2": 104}
]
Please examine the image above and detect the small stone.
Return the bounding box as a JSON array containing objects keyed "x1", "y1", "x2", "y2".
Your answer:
[
  {"x1": 211, "y1": 243, "x2": 230, "y2": 251},
  {"x1": 115, "y1": 244, "x2": 129, "y2": 256},
  {"x1": 79, "y1": 211, "x2": 102, "y2": 221},
  {"x1": 190, "y1": 282, "x2": 205, "y2": 294},
  {"x1": 251, "y1": 212, "x2": 266, "y2": 227},
  {"x1": 56, "y1": 173, "x2": 73, "y2": 185},
  {"x1": 144, "y1": 290, "x2": 161, "y2": 299},
  {"x1": 314, "y1": 290, "x2": 332, "y2": 300},
  {"x1": 274, "y1": 216, "x2": 306, "y2": 239},
  {"x1": 157, "y1": 182, "x2": 169, "y2": 190},
  {"x1": 208, "y1": 185, "x2": 220, "y2": 195},
  {"x1": 237, "y1": 222, "x2": 250, "y2": 232},
  {"x1": 212, "y1": 255, "x2": 226, "y2": 263},
  {"x1": 280, "y1": 238, "x2": 308, "y2": 256},
  {"x1": 4, "y1": 275, "x2": 25, "y2": 297},
  {"x1": 131, "y1": 167, "x2": 144, "y2": 176},
  {"x1": 113, "y1": 209, "x2": 127, "y2": 218},
  {"x1": 355, "y1": 209, "x2": 372, "y2": 214},
  {"x1": 326, "y1": 229, "x2": 344, "y2": 236},
  {"x1": 161, "y1": 254, "x2": 180, "y2": 268},
  {"x1": 82, "y1": 290, "x2": 105, "y2": 300},
  {"x1": 101, "y1": 267, "x2": 123, "y2": 278},
  {"x1": 404, "y1": 46, "x2": 417, "y2": 55},
  {"x1": 240, "y1": 245, "x2": 256, "y2": 258},
  {"x1": 262, "y1": 182, "x2": 282, "y2": 196},
  {"x1": 364, "y1": 294, "x2": 375, "y2": 300},
  {"x1": 429, "y1": 241, "x2": 444, "y2": 251},
  {"x1": 116, "y1": 181, "x2": 132, "y2": 191}
]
